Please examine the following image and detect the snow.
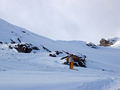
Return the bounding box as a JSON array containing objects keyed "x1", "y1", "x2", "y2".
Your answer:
[
  {"x1": 111, "y1": 41, "x2": 120, "y2": 48},
  {"x1": 107, "y1": 37, "x2": 120, "y2": 48},
  {"x1": 0, "y1": 18, "x2": 120, "y2": 90},
  {"x1": 0, "y1": 71, "x2": 117, "y2": 90}
]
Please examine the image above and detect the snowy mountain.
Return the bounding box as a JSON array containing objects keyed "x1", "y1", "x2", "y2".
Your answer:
[
  {"x1": 0, "y1": 18, "x2": 120, "y2": 90},
  {"x1": 0, "y1": 18, "x2": 62, "y2": 51},
  {"x1": 0, "y1": 18, "x2": 97, "y2": 53}
]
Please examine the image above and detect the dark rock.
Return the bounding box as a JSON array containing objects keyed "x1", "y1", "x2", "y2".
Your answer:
[
  {"x1": 99, "y1": 38, "x2": 113, "y2": 46},
  {"x1": 32, "y1": 46, "x2": 40, "y2": 50},
  {"x1": 9, "y1": 45, "x2": 13, "y2": 49},
  {"x1": 42, "y1": 46, "x2": 51, "y2": 52},
  {"x1": 55, "y1": 51, "x2": 63, "y2": 55},
  {"x1": 22, "y1": 31, "x2": 26, "y2": 33},
  {"x1": 10, "y1": 39, "x2": 16, "y2": 44},
  {"x1": 0, "y1": 41, "x2": 3, "y2": 44},
  {"x1": 102, "y1": 69, "x2": 105, "y2": 71},
  {"x1": 17, "y1": 38, "x2": 21, "y2": 43},
  {"x1": 86, "y1": 42, "x2": 97, "y2": 48},
  {"x1": 49, "y1": 54, "x2": 56, "y2": 57},
  {"x1": 15, "y1": 43, "x2": 32, "y2": 53},
  {"x1": 64, "y1": 62, "x2": 69, "y2": 65},
  {"x1": 49, "y1": 51, "x2": 63, "y2": 58},
  {"x1": 11, "y1": 31, "x2": 14, "y2": 33}
]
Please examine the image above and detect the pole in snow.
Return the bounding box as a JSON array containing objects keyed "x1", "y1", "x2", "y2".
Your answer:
[
  {"x1": 69, "y1": 57, "x2": 74, "y2": 70},
  {"x1": 69, "y1": 62, "x2": 74, "y2": 70}
]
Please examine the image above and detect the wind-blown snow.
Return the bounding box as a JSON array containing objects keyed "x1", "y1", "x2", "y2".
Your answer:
[{"x1": 109, "y1": 37, "x2": 120, "y2": 48}]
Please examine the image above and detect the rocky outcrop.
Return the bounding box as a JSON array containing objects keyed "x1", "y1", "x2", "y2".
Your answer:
[
  {"x1": 61, "y1": 54, "x2": 87, "y2": 67},
  {"x1": 99, "y1": 38, "x2": 113, "y2": 46},
  {"x1": 14, "y1": 43, "x2": 40, "y2": 53},
  {"x1": 14, "y1": 44, "x2": 32, "y2": 53},
  {"x1": 86, "y1": 42, "x2": 97, "y2": 48}
]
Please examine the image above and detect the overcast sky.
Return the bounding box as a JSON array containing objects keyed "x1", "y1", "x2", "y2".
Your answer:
[{"x1": 0, "y1": 0, "x2": 120, "y2": 43}]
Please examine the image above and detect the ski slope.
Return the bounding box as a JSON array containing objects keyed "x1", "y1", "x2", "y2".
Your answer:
[{"x1": 0, "y1": 18, "x2": 120, "y2": 90}]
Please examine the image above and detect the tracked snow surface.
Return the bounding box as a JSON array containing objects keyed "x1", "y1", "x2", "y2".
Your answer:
[{"x1": 0, "y1": 18, "x2": 120, "y2": 90}]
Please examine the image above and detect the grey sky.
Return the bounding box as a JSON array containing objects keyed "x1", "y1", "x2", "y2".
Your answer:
[{"x1": 0, "y1": 0, "x2": 120, "y2": 43}]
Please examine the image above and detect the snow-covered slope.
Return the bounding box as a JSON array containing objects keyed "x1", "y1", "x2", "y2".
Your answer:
[
  {"x1": 0, "y1": 18, "x2": 61, "y2": 51},
  {"x1": 0, "y1": 18, "x2": 120, "y2": 90},
  {"x1": 0, "y1": 18, "x2": 96, "y2": 52},
  {"x1": 109, "y1": 37, "x2": 120, "y2": 48}
]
